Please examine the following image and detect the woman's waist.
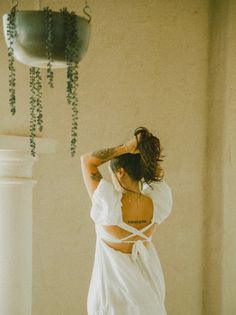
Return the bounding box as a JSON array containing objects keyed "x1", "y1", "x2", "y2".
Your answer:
[
  {"x1": 96, "y1": 224, "x2": 153, "y2": 243},
  {"x1": 96, "y1": 227, "x2": 152, "y2": 255},
  {"x1": 100, "y1": 237, "x2": 152, "y2": 254}
]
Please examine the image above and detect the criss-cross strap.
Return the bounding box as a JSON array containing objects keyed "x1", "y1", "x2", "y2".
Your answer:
[
  {"x1": 119, "y1": 234, "x2": 152, "y2": 242},
  {"x1": 98, "y1": 222, "x2": 154, "y2": 269},
  {"x1": 97, "y1": 224, "x2": 153, "y2": 245},
  {"x1": 117, "y1": 221, "x2": 155, "y2": 242}
]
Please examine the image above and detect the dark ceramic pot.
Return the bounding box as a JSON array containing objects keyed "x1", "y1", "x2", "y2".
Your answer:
[{"x1": 2, "y1": 10, "x2": 91, "y2": 68}]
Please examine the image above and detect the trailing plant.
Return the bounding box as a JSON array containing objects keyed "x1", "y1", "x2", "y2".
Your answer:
[
  {"x1": 6, "y1": 3, "x2": 17, "y2": 115},
  {"x1": 28, "y1": 7, "x2": 53, "y2": 156},
  {"x1": 44, "y1": 6, "x2": 54, "y2": 88},
  {"x1": 60, "y1": 7, "x2": 79, "y2": 157},
  {"x1": 6, "y1": 5, "x2": 85, "y2": 158},
  {"x1": 29, "y1": 67, "x2": 43, "y2": 157}
]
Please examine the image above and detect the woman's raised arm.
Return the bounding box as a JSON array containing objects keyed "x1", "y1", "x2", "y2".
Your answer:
[{"x1": 80, "y1": 143, "x2": 127, "y2": 199}]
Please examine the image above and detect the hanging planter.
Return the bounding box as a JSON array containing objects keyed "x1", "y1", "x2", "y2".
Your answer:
[{"x1": 2, "y1": 1, "x2": 91, "y2": 157}]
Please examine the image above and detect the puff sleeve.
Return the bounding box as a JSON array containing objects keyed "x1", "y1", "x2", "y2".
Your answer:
[
  {"x1": 90, "y1": 178, "x2": 119, "y2": 225},
  {"x1": 142, "y1": 179, "x2": 173, "y2": 225}
]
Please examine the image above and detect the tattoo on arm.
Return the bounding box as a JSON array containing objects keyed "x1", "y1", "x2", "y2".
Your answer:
[
  {"x1": 91, "y1": 147, "x2": 116, "y2": 161},
  {"x1": 90, "y1": 171, "x2": 102, "y2": 182}
]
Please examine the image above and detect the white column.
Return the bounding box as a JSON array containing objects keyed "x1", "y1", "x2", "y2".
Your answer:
[{"x1": 0, "y1": 135, "x2": 57, "y2": 315}]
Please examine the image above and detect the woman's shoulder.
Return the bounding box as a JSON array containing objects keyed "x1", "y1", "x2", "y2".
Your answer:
[
  {"x1": 90, "y1": 178, "x2": 121, "y2": 225},
  {"x1": 91, "y1": 178, "x2": 115, "y2": 202},
  {"x1": 142, "y1": 179, "x2": 172, "y2": 195},
  {"x1": 142, "y1": 179, "x2": 173, "y2": 225}
]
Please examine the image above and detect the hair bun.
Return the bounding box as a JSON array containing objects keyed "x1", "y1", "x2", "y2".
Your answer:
[
  {"x1": 110, "y1": 126, "x2": 164, "y2": 186},
  {"x1": 132, "y1": 126, "x2": 165, "y2": 184},
  {"x1": 134, "y1": 126, "x2": 153, "y2": 143}
]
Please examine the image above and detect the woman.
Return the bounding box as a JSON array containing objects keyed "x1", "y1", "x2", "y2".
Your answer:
[{"x1": 80, "y1": 126, "x2": 173, "y2": 315}]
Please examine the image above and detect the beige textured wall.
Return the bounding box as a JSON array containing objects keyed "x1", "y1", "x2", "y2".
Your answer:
[
  {"x1": 222, "y1": 0, "x2": 236, "y2": 312},
  {"x1": 0, "y1": 0, "x2": 235, "y2": 315},
  {"x1": 204, "y1": 0, "x2": 236, "y2": 314}
]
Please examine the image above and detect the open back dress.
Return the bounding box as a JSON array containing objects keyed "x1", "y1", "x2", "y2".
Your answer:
[{"x1": 87, "y1": 178, "x2": 173, "y2": 315}]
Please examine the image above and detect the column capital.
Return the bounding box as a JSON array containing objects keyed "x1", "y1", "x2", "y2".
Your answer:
[
  {"x1": 0, "y1": 135, "x2": 57, "y2": 178},
  {"x1": 0, "y1": 135, "x2": 57, "y2": 153}
]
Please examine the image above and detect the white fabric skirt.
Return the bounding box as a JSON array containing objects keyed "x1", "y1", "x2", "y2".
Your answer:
[{"x1": 87, "y1": 237, "x2": 168, "y2": 315}]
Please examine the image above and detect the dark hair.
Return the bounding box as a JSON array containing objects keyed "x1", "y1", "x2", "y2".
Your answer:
[{"x1": 110, "y1": 126, "x2": 166, "y2": 189}]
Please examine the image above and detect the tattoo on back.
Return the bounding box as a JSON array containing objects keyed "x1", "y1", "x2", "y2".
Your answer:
[
  {"x1": 91, "y1": 147, "x2": 117, "y2": 161},
  {"x1": 90, "y1": 172, "x2": 102, "y2": 181},
  {"x1": 128, "y1": 220, "x2": 147, "y2": 224}
]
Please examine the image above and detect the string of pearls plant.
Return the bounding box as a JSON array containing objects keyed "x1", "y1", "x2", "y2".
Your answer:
[
  {"x1": 6, "y1": 5, "x2": 81, "y2": 157},
  {"x1": 60, "y1": 7, "x2": 79, "y2": 157},
  {"x1": 45, "y1": 6, "x2": 54, "y2": 89},
  {"x1": 6, "y1": 2, "x2": 17, "y2": 115}
]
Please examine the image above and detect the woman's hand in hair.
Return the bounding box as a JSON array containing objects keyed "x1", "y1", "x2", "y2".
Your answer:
[{"x1": 124, "y1": 134, "x2": 141, "y2": 154}]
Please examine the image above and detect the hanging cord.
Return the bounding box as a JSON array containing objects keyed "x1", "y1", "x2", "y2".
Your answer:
[
  {"x1": 83, "y1": 0, "x2": 92, "y2": 22},
  {"x1": 11, "y1": 0, "x2": 18, "y2": 10},
  {"x1": 38, "y1": 1, "x2": 91, "y2": 22},
  {"x1": 39, "y1": 0, "x2": 42, "y2": 10}
]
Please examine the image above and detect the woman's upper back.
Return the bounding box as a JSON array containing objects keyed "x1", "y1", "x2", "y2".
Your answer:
[{"x1": 90, "y1": 177, "x2": 173, "y2": 254}]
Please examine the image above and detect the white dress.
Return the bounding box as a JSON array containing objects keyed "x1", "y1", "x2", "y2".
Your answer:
[{"x1": 87, "y1": 178, "x2": 173, "y2": 315}]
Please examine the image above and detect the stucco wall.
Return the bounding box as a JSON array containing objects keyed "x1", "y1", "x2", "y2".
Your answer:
[
  {"x1": 0, "y1": 0, "x2": 235, "y2": 314},
  {"x1": 204, "y1": 0, "x2": 236, "y2": 314},
  {"x1": 222, "y1": 0, "x2": 236, "y2": 312}
]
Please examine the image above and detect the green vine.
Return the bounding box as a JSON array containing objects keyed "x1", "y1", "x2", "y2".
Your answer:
[
  {"x1": 6, "y1": 5, "x2": 17, "y2": 115},
  {"x1": 44, "y1": 6, "x2": 54, "y2": 88},
  {"x1": 60, "y1": 7, "x2": 79, "y2": 157},
  {"x1": 6, "y1": 6, "x2": 82, "y2": 158},
  {"x1": 29, "y1": 67, "x2": 43, "y2": 157}
]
